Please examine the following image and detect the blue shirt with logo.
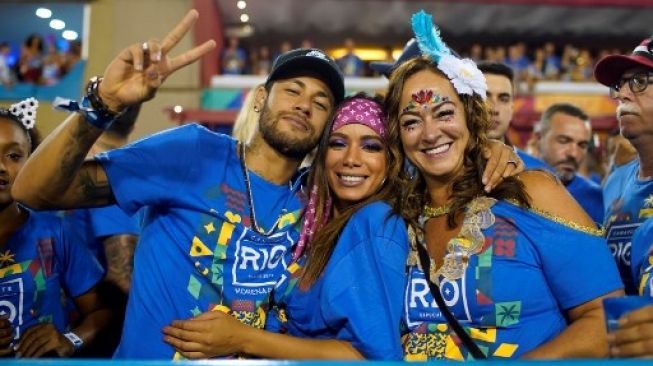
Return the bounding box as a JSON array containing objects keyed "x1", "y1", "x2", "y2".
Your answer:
[
  {"x1": 630, "y1": 217, "x2": 653, "y2": 297},
  {"x1": 0, "y1": 210, "x2": 103, "y2": 348},
  {"x1": 401, "y1": 200, "x2": 622, "y2": 360},
  {"x1": 96, "y1": 124, "x2": 304, "y2": 359},
  {"x1": 603, "y1": 159, "x2": 653, "y2": 294},
  {"x1": 566, "y1": 174, "x2": 604, "y2": 225},
  {"x1": 270, "y1": 201, "x2": 408, "y2": 360}
]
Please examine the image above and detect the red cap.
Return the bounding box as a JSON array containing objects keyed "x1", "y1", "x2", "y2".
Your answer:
[{"x1": 594, "y1": 36, "x2": 653, "y2": 87}]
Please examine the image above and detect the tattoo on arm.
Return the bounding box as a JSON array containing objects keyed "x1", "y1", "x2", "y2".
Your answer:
[
  {"x1": 60, "y1": 117, "x2": 101, "y2": 178},
  {"x1": 60, "y1": 149, "x2": 81, "y2": 182},
  {"x1": 58, "y1": 119, "x2": 114, "y2": 206},
  {"x1": 103, "y1": 234, "x2": 137, "y2": 294},
  {"x1": 79, "y1": 167, "x2": 113, "y2": 204}
]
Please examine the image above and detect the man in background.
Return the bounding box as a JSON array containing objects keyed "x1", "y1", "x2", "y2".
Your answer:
[
  {"x1": 477, "y1": 61, "x2": 550, "y2": 169},
  {"x1": 593, "y1": 35, "x2": 653, "y2": 359},
  {"x1": 533, "y1": 103, "x2": 603, "y2": 224}
]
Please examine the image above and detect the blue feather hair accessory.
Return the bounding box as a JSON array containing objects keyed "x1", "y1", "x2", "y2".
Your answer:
[
  {"x1": 411, "y1": 10, "x2": 451, "y2": 63},
  {"x1": 410, "y1": 10, "x2": 487, "y2": 100}
]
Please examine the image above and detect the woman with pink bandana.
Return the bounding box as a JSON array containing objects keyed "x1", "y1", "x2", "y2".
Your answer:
[{"x1": 162, "y1": 93, "x2": 408, "y2": 360}]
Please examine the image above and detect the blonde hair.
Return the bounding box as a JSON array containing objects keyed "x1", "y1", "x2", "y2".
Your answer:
[{"x1": 231, "y1": 85, "x2": 261, "y2": 144}]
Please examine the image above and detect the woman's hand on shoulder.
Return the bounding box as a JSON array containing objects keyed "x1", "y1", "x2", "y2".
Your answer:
[{"x1": 517, "y1": 170, "x2": 595, "y2": 228}]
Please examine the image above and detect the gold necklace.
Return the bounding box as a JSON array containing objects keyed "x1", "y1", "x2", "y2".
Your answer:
[{"x1": 423, "y1": 204, "x2": 451, "y2": 218}]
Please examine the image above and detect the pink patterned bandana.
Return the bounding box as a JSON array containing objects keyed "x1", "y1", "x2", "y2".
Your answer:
[
  {"x1": 292, "y1": 96, "x2": 387, "y2": 261},
  {"x1": 331, "y1": 97, "x2": 387, "y2": 139}
]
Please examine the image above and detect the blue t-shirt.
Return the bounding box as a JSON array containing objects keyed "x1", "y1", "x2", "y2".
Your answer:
[
  {"x1": 630, "y1": 217, "x2": 653, "y2": 297},
  {"x1": 516, "y1": 149, "x2": 550, "y2": 171},
  {"x1": 62, "y1": 205, "x2": 140, "y2": 268},
  {"x1": 270, "y1": 202, "x2": 409, "y2": 360},
  {"x1": 402, "y1": 200, "x2": 622, "y2": 360},
  {"x1": 566, "y1": 174, "x2": 604, "y2": 225},
  {"x1": 603, "y1": 159, "x2": 653, "y2": 294},
  {"x1": 0, "y1": 210, "x2": 104, "y2": 347},
  {"x1": 96, "y1": 124, "x2": 304, "y2": 359}
]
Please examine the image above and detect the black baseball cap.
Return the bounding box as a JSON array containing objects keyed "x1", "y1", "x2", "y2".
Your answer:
[
  {"x1": 266, "y1": 48, "x2": 345, "y2": 104},
  {"x1": 595, "y1": 36, "x2": 653, "y2": 87}
]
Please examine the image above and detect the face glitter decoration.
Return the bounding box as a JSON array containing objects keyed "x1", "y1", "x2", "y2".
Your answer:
[{"x1": 401, "y1": 89, "x2": 450, "y2": 115}]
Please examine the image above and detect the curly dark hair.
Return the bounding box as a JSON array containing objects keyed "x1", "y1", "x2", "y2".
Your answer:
[{"x1": 385, "y1": 57, "x2": 530, "y2": 229}]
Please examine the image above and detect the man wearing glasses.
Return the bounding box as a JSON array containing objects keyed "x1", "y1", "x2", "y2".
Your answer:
[{"x1": 594, "y1": 36, "x2": 653, "y2": 358}]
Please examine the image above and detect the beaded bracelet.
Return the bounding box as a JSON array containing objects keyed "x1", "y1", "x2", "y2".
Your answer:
[{"x1": 87, "y1": 76, "x2": 121, "y2": 115}]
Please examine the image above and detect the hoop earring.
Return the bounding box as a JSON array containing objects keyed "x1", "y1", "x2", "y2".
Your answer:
[{"x1": 253, "y1": 106, "x2": 260, "y2": 113}]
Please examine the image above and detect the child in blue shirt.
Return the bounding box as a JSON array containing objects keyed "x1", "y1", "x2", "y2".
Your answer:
[{"x1": 0, "y1": 99, "x2": 108, "y2": 358}]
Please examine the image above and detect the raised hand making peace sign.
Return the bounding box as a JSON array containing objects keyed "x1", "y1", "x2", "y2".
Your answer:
[{"x1": 98, "y1": 10, "x2": 216, "y2": 113}]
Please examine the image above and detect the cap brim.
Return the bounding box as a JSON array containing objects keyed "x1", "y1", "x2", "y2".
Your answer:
[
  {"x1": 594, "y1": 54, "x2": 653, "y2": 86},
  {"x1": 369, "y1": 61, "x2": 393, "y2": 77},
  {"x1": 267, "y1": 57, "x2": 344, "y2": 104}
]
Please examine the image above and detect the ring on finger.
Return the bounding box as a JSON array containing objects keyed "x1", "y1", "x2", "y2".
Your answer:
[{"x1": 507, "y1": 159, "x2": 518, "y2": 165}]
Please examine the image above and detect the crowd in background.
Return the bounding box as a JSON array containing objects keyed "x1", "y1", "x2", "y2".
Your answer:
[
  {"x1": 220, "y1": 36, "x2": 624, "y2": 88},
  {"x1": 0, "y1": 34, "x2": 625, "y2": 90},
  {"x1": 0, "y1": 33, "x2": 81, "y2": 87},
  {"x1": 0, "y1": 34, "x2": 619, "y2": 91}
]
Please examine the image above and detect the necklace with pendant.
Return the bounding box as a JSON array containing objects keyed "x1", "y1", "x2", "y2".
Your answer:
[
  {"x1": 415, "y1": 197, "x2": 497, "y2": 283},
  {"x1": 239, "y1": 143, "x2": 290, "y2": 236}
]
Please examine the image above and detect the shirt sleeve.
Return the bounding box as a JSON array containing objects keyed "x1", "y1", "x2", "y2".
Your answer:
[
  {"x1": 321, "y1": 206, "x2": 408, "y2": 360},
  {"x1": 57, "y1": 217, "x2": 105, "y2": 298},
  {"x1": 536, "y1": 221, "x2": 623, "y2": 309},
  {"x1": 94, "y1": 124, "x2": 200, "y2": 215},
  {"x1": 89, "y1": 205, "x2": 140, "y2": 238}
]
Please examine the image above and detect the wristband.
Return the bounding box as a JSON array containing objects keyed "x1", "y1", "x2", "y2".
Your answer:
[
  {"x1": 63, "y1": 331, "x2": 84, "y2": 351},
  {"x1": 53, "y1": 76, "x2": 123, "y2": 130},
  {"x1": 86, "y1": 76, "x2": 122, "y2": 117}
]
